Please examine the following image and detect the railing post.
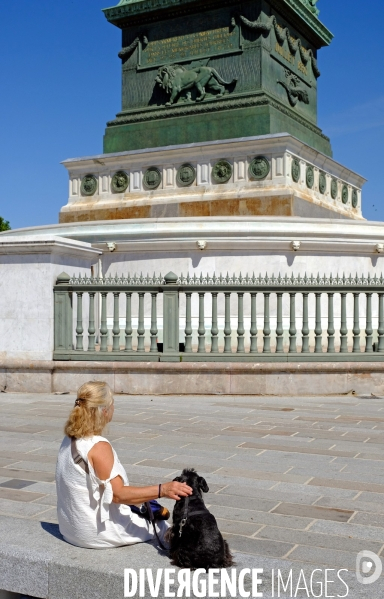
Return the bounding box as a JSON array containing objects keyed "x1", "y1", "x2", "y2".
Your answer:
[
  {"x1": 289, "y1": 292, "x2": 297, "y2": 353},
  {"x1": 112, "y1": 292, "x2": 120, "y2": 352},
  {"x1": 163, "y1": 272, "x2": 179, "y2": 358},
  {"x1": 125, "y1": 292, "x2": 132, "y2": 351},
  {"x1": 150, "y1": 292, "x2": 158, "y2": 353},
  {"x1": 365, "y1": 292, "x2": 373, "y2": 352},
  {"x1": 314, "y1": 292, "x2": 322, "y2": 353},
  {"x1": 224, "y1": 292, "x2": 232, "y2": 353},
  {"x1": 184, "y1": 292, "x2": 192, "y2": 353},
  {"x1": 378, "y1": 293, "x2": 384, "y2": 352},
  {"x1": 137, "y1": 292, "x2": 145, "y2": 353},
  {"x1": 353, "y1": 292, "x2": 360, "y2": 353},
  {"x1": 263, "y1": 292, "x2": 271, "y2": 353},
  {"x1": 301, "y1": 293, "x2": 309, "y2": 353},
  {"x1": 88, "y1": 292, "x2": 96, "y2": 351},
  {"x1": 76, "y1": 292, "x2": 84, "y2": 351},
  {"x1": 237, "y1": 292, "x2": 245, "y2": 353},
  {"x1": 54, "y1": 272, "x2": 73, "y2": 352},
  {"x1": 198, "y1": 292, "x2": 206, "y2": 353},
  {"x1": 275, "y1": 293, "x2": 283, "y2": 353},
  {"x1": 100, "y1": 292, "x2": 108, "y2": 352},
  {"x1": 340, "y1": 293, "x2": 348, "y2": 353},
  {"x1": 211, "y1": 292, "x2": 219, "y2": 353},
  {"x1": 327, "y1": 293, "x2": 335, "y2": 353}
]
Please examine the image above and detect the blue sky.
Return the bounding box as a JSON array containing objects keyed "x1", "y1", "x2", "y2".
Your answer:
[{"x1": 0, "y1": 0, "x2": 383, "y2": 229}]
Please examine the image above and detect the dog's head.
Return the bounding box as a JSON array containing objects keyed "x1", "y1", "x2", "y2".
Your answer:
[{"x1": 173, "y1": 468, "x2": 209, "y2": 496}]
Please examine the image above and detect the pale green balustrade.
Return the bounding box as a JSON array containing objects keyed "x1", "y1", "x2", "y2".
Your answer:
[{"x1": 53, "y1": 272, "x2": 384, "y2": 362}]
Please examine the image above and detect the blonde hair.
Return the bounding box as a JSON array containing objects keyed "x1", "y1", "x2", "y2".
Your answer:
[{"x1": 64, "y1": 381, "x2": 114, "y2": 439}]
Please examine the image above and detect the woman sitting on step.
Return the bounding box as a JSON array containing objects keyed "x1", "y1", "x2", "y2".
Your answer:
[{"x1": 55, "y1": 381, "x2": 192, "y2": 549}]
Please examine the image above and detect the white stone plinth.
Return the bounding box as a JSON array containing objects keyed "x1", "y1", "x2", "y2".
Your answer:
[{"x1": 0, "y1": 236, "x2": 101, "y2": 362}]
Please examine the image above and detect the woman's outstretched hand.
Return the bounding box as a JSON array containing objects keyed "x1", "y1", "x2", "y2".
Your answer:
[{"x1": 160, "y1": 481, "x2": 193, "y2": 501}]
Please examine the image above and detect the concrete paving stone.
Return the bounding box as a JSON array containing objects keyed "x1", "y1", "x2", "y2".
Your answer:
[
  {"x1": 212, "y1": 467, "x2": 310, "y2": 483},
  {"x1": 204, "y1": 492, "x2": 279, "y2": 513},
  {"x1": 309, "y1": 520, "x2": 384, "y2": 542},
  {"x1": 350, "y1": 511, "x2": 384, "y2": 528},
  {"x1": 262, "y1": 482, "x2": 358, "y2": 500},
  {"x1": 271, "y1": 502, "x2": 353, "y2": 522},
  {"x1": 31, "y1": 507, "x2": 58, "y2": 523},
  {"x1": 2, "y1": 461, "x2": 56, "y2": 473},
  {"x1": 30, "y1": 494, "x2": 57, "y2": 507},
  {"x1": 0, "y1": 498, "x2": 53, "y2": 518},
  {"x1": 209, "y1": 505, "x2": 315, "y2": 529},
  {"x1": 217, "y1": 485, "x2": 324, "y2": 506},
  {"x1": 0, "y1": 487, "x2": 47, "y2": 502},
  {"x1": 287, "y1": 545, "x2": 358, "y2": 569},
  {"x1": 0, "y1": 452, "x2": 57, "y2": 464},
  {"x1": 24, "y1": 482, "x2": 56, "y2": 494},
  {"x1": 216, "y1": 518, "x2": 263, "y2": 536},
  {"x1": 255, "y1": 525, "x2": 383, "y2": 554},
  {"x1": 124, "y1": 464, "x2": 181, "y2": 478},
  {"x1": 224, "y1": 533, "x2": 295, "y2": 558},
  {"x1": 240, "y1": 441, "x2": 357, "y2": 458},
  {"x1": 358, "y1": 490, "x2": 384, "y2": 503},
  {"x1": 130, "y1": 459, "x2": 218, "y2": 474},
  {"x1": 308, "y1": 477, "x2": 384, "y2": 494},
  {"x1": 312, "y1": 495, "x2": 384, "y2": 514},
  {"x1": 0, "y1": 468, "x2": 55, "y2": 483}
]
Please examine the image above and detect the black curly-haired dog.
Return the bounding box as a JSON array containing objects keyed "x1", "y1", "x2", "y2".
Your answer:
[{"x1": 167, "y1": 468, "x2": 233, "y2": 570}]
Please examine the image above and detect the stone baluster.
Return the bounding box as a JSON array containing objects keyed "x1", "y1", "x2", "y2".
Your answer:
[
  {"x1": 137, "y1": 292, "x2": 145, "y2": 352},
  {"x1": 250, "y1": 293, "x2": 258, "y2": 353},
  {"x1": 211, "y1": 292, "x2": 218, "y2": 353},
  {"x1": 184, "y1": 293, "x2": 192, "y2": 353},
  {"x1": 353, "y1": 293, "x2": 360, "y2": 353},
  {"x1": 275, "y1": 293, "x2": 283, "y2": 353},
  {"x1": 314, "y1": 292, "x2": 322, "y2": 353},
  {"x1": 340, "y1": 293, "x2": 348, "y2": 353},
  {"x1": 224, "y1": 293, "x2": 232, "y2": 353},
  {"x1": 100, "y1": 292, "x2": 108, "y2": 351},
  {"x1": 125, "y1": 292, "x2": 132, "y2": 351},
  {"x1": 198, "y1": 292, "x2": 206, "y2": 353},
  {"x1": 289, "y1": 292, "x2": 297, "y2": 353},
  {"x1": 112, "y1": 292, "x2": 120, "y2": 351},
  {"x1": 327, "y1": 293, "x2": 335, "y2": 353},
  {"x1": 88, "y1": 292, "x2": 96, "y2": 351},
  {"x1": 76, "y1": 292, "x2": 84, "y2": 351},
  {"x1": 150, "y1": 292, "x2": 158, "y2": 352},
  {"x1": 365, "y1": 293, "x2": 373, "y2": 352},
  {"x1": 378, "y1": 293, "x2": 384, "y2": 352},
  {"x1": 237, "y1": 293, "x2": 245, "y2": 353},
  {"x1": 263, "y1": 292, "x2": 271, "y2": 353},
  {"x1": 301, "y1": 293, "x2": 309, "y2": 353}
]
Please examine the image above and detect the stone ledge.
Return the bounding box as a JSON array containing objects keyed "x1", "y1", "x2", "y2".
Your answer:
[{"x1": 1, "y1": 359, "x2": 384, "y2": 395}]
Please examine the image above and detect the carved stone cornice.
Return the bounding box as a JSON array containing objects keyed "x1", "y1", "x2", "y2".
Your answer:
[{"x1": 106, "y1": 91, "x2": 330, "y2": 142}]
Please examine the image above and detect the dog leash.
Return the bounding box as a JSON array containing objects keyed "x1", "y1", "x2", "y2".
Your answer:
[{"x1": 179, "y1": 495, "x2": 207, "y2": 537}]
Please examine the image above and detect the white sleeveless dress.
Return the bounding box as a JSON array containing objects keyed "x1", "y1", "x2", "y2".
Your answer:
[{"x1": 56, "y1": 435, "x2": 169, "y2": 549}]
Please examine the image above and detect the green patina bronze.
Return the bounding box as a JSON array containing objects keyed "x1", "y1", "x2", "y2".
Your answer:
[
  {"x1": 212, "y1": 160, "x2": 233, "y2": 184},
  {"x1": 249, "y1": 156, "x2": 270, "y2": 180},
  {"x1": 176, "y1": 163, "x2": 196, "y2": 187},
  {"x1": 111, "y1": 170, "x2": 130, "y2": 193},
  {"x1": 102, "y1": 0, "x2": 333, "y2": 154},
  {"x1": 81, "y1": 175, "x2": 97, "y2": 197}
]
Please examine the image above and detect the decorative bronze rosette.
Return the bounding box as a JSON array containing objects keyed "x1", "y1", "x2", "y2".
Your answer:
[
  {"x1": 111, "y1": 170, "x2": 129, "y2": 193},
  {"x1": 249, "y1": 156, "x2": 270, "y2": 180},
  {"x1": 319, "y1": 171, "x2": 326, "y2": 194},
  {"x1": 80, "y1": 174, "x2": 97, "y2": 197},
  {"x1": 176, "y1": 163, "x2": 196, "y2": 187},
  {"x1": 342, "y1": 184, "x2": 349, "y2": 204},
  {"x1": 212, "y1": 160, "x2": 232, "y2": 184},
  {"x1": 143, "y1": 167, "x2": 162, "y2": 190},
  {"x1": 352, "y1": 189, "x2": 358, "y2": 208},
  {"x1": 306, "y1": 165, "x2": 314, "y2": 189},
  {"x1": 291, "y1": 158, "x2": 301, "y2": 183},
  {"x1": 330, "y1": 178, "x2": 338, "y2": 200}
]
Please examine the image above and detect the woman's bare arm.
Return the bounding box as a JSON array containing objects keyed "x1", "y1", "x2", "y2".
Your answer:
[{"x1": 88, "y1": 441, "x2": 192, "y2": 504}]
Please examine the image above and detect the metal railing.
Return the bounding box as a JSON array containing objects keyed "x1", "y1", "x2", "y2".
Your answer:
[{"x1": 53, "y1": 271, "x2": 384, "y2": 362}]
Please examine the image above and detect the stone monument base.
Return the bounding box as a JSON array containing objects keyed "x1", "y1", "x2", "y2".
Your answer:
[{"x1": 59, "y1": 134, "x2": 365, "y2": 224}]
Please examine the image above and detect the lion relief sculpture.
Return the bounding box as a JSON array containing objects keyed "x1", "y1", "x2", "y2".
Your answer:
[{"x1": 155, "y1": 64, "x2": 237, "y2": 106}]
